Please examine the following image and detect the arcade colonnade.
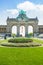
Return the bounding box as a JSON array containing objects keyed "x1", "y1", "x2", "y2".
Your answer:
[{"x1": 6, "y1": 19, "x2": 38, "y2": 37}]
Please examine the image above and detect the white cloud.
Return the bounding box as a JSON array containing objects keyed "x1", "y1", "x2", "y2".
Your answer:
[
  {"x1": 17, "y1": 1, "x2": 43, "y2": 12},
  {"x1": 17, "y1": 1, "x2": 36, "y2": 11},
  {"x1": 6, "y1": 9, "x2": 19, "y2": 18},
  {"x1": 6, "y1": 1, "x2": 43, "y2": 16},
  {"x1": 36, "y1": 5, "x2": 43, "y2": 11},
  {"x1": 7, "y1": 9, "x2": 18, "y2": 15}
]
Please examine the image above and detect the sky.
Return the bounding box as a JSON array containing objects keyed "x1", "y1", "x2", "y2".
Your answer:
[{"x1": 0, "y1": 0, "x2": 43, "y2": 25}]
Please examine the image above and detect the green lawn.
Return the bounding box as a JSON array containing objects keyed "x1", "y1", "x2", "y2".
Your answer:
[
  {"x1": 33, "y1": 38, "x2": 43, "y2": 44},
  {"x1": 0, "y1": 39, "x2": 8, "y2": 44},
  {"x1": 0, "y1": 47, "x2": 43, "y2": 65}
]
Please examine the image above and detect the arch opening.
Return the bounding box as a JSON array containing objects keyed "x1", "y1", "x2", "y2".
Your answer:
[
  {"x1": 12, "y1": 26, "x2": 17, "y2": 35},
  {"x1": 20, "y1": 26, "x2": 25, "y2": 37},
  {"x1": 28, "y1": 25, "x2": 33, "y2": 36}
]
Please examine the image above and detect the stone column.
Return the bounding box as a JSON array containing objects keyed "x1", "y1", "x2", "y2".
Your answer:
[
  {"x1": 17, "y1": 25, "x2": 20, "y2": 37},
  {"x1": 7, "y1": 26, "x2": 11, "y2": 33},
  {"x1": 25, "y1": 25, "x2": 28, "y2": 37},
  {"x1": 33, "y1": 25, "x2": 38, "y2": 37},
  {"x1": 6, "y1": 25, "x2": 11, "y2": 35}
]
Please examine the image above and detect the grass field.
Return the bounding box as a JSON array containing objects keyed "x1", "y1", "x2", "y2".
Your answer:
[
  {"x1": 0, "y1": 47, "x2": 43, "y2": 65},
  {"x1": 33, "y1": 38, "x2": 43, "y2": 44},
  {"x1": 0, "y1": 38, "x2": 43, "y2": 65},
  {"x1": 0, "y1": 39, "x2": 8, "y2": 43}
]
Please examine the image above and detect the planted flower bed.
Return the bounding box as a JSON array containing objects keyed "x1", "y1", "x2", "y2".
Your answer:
[{"x1": 8, "y1": 38, "x2": 33, "y2": 43}]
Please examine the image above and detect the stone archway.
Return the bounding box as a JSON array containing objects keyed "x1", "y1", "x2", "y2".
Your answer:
[
  {"x1": 28, "y1": 25, "x2": 33, "y2": 34},
  {"x1": 6, "y1": 21, "x2": 38, "y2": 37},
  {"x1": 6, "y1": 10, "x2": 39, "y2": 37},
  {"x1": 12, "y1": 25, "x2": 17, "y2": 35},
  {"x1": 20, "y1": 25, "x2": 25, "y2": 37},
  {"x1": 28, "y1": 25, "x2": 33, "y2": 37}
]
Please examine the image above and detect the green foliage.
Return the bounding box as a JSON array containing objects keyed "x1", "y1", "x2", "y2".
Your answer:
[
  {"x1": 8, "y1": 38, "x2": 33, "y2": 43},
  {"x1": 29, "y1": 33, "x2": 33, "y2": 36},
  {"x1": 0, "y1": 38, "x2": 43, "y2": 44},
  {"x1": 12, "y1": 34, "x2": 16, "y2": 37},
  {"x1": 1, "y1": 43, "x2": 41, "y2": 47}
]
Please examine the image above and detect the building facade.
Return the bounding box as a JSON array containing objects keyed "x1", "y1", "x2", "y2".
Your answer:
[{"x1": 0, "y1": 10, "x2": 43, "y2": 36}]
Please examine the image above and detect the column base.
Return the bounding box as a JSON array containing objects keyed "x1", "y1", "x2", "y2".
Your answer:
[
  {"x1": 25, "y1": 34, "x2": 28, "y2": 37},
  {"x1": 16, "y1": 33, "x2": 20, "y2": 37}
]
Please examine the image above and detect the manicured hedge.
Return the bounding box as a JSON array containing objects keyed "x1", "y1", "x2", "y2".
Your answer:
[
  {"x1": 8, "y1": 38, "x2": 33, "y2": 43},
  {"x1": 1, "y1": 43, "x2": 41, "y2": 47}
]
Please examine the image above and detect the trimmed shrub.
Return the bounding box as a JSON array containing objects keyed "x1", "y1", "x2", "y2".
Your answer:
[
  {"x1": 1, "y1": 43, "x2": 41, "y2": 47},
  {"x1": 8, "y1": 38, "x2": 33, "y2": 43},
  {"x1": 28, "y1": 33, "x2": 33, "y2": 37},
  {"x1": 11, "y1": 34, "x2": 16, "y2": 38}
]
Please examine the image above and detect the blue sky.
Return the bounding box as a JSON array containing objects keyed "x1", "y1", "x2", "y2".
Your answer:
[
  {"x1": 0, "y1": 0, "x2": 43, "y2": 10},
  {"x1": 0, "y1": 0, "x2": 43, "y2": 25}
]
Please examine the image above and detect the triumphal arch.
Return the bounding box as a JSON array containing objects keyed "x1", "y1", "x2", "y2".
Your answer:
[
  {"x1": 0, "y1": 10, "x2": 43, "y2": 37},
  {"x1": 6, "y1": 10, "x2": 38, "y2": 36}
]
